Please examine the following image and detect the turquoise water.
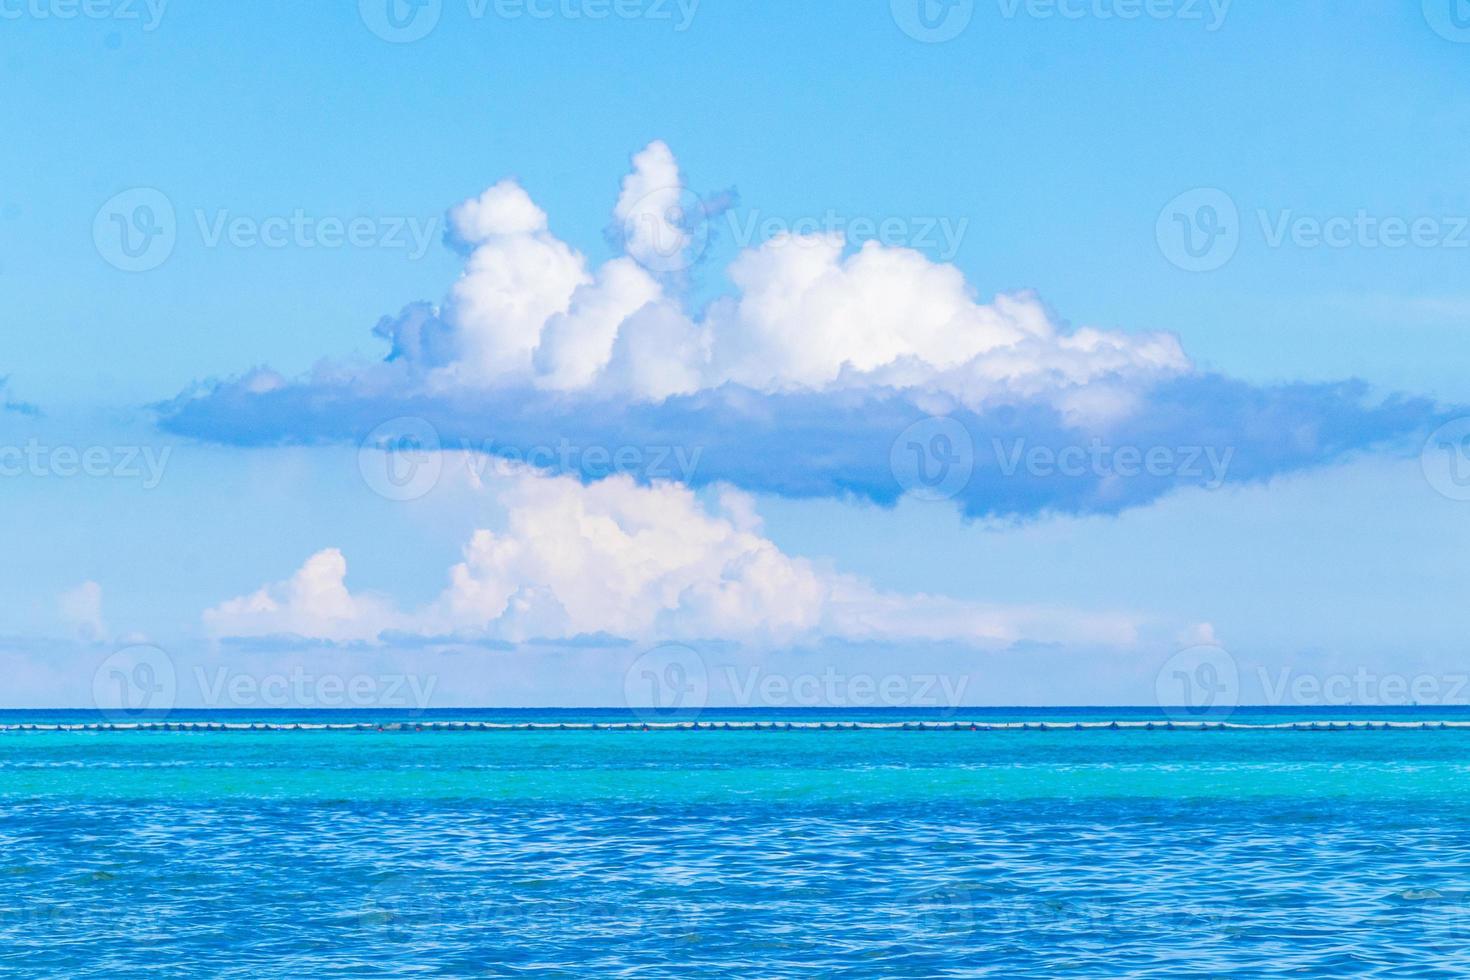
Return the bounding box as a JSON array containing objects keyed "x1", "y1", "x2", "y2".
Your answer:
[{"x1": 3, "y1": 711, "x2": 1470, "y2": 976}]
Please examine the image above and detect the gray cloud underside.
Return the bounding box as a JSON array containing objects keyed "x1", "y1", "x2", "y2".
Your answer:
[{"x1": 156, "y1": 373, "x2": 1441, "y2": 520}]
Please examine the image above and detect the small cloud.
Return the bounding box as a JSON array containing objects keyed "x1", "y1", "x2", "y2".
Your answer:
[
  {"x1": 58, "y1": 581, "x2": 107, "y2": 643},
  {"x1": 1178, "y1": 622, "x2": 1220, "y2": 647},
  {"x1": 0, "y1": 377, "x2": 40, "y2": 417}
]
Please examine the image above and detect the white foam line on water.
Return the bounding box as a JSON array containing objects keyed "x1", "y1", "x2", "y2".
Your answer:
[{"x1": 1, "y1": 720, "x2": 1469, "y2": 733}]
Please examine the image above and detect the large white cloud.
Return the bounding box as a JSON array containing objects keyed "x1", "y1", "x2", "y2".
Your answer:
[
  {"x1": 385, "y1": 140, "x2": 1188, "y2": 412},
  {"x1": 163, "y1": 141, "x2": 1434, "y2": 522},
  {"x1": 204, "y1": 468, "x2": 1137, "y2": 649}
]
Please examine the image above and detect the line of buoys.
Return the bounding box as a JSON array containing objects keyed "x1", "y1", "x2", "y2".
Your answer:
[{"x1": 1, "y1": 719, "x2": 1469, "y2": 733}]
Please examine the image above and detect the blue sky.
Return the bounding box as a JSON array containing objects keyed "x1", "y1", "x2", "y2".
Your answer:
[{"x1": 2, "y1": 0, "x2": 1469, "y2": 710}]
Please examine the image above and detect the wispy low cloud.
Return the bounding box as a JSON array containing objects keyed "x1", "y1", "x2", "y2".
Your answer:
[
  {"x1": 203, "y1": 468, "x2": 1140, "y2": 649},
  {"x1": 0, "y1": 377, "x2": 41, "y2": 417},
  {"x1": 156, "y1": 141, "x2": 1448, "y2": 519}
]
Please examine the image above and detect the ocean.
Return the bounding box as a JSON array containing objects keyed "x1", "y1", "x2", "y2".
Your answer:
[{"x1": 2, "y1": 707, "x2": 1468, "y2": 977}]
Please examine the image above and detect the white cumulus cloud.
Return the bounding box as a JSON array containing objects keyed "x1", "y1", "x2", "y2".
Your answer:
[
  {"x1": 203, "y1": 548, "x2": 401, "y2": 643},
  {"x1": 204, "y1": 468, "x2": 1138, "y2": 649},
  {"x1": 376, "y1": 140, "x2": 1188, "y2": 417}
]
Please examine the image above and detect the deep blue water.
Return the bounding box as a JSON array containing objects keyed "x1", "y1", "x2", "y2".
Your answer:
[{"x1": 2, "y1": 709, "x2": 1469, "y2": 977}]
